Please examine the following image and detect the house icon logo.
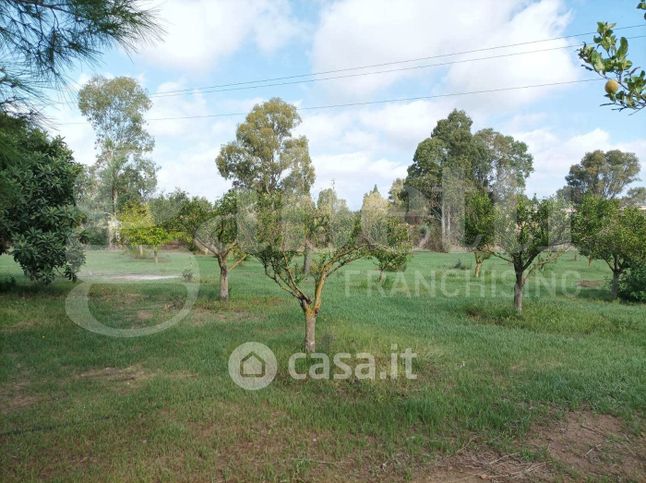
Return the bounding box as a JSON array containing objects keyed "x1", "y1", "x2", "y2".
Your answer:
[
  {"x1": 228, "y1": 342, "x2": 277, "y2": 390},
  {"x1": 240, "y1": 352, "x2": 265, "y2": 378}
]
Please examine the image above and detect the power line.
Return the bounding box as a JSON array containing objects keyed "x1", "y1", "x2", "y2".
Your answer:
[
  {"x1": 54, "y1": 78, "x2": 601, "y2": 126},
  {"x1": 149, "y1": 36, "x2": 645, "y2": 98},
  {"x1": 147, "y1": 24, "x2": 645, "y2": 97},
  {"x1": 49, "y1": 24, "x2": 644, "y2": 106}
]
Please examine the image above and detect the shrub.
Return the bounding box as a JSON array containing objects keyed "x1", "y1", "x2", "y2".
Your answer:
[{"x1": 618, "y1": 264, "x2": 646, "y2": 303}]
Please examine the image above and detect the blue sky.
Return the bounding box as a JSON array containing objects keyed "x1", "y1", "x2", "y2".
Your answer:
[{"x1": 46, "y1": 0, "x2": 646, "y2": 208}]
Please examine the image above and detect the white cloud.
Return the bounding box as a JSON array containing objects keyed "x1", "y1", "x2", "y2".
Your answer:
[
  {"x1": 156, "y1": 143, "x2": 231, "y2": 200},
  {"x1": 311, "y1": 0, "x2": 578, "y2": 107},
  {"x1": 138, "y1": 0, "x2": 301, "y2": 71}
]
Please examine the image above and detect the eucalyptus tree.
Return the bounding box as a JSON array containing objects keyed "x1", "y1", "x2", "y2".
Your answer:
[
  {"x1": 216, "y1": 98, "x2": 315, "y2": 195},
  {"x1": 78, "y1": 76, "x2": 157, "y2": 248},
  {"x1": 560, "y1": 150, "x2": 641, "y2": 205},
  {"x1": 404, "y1": 110, "x2": 533, "y2": 249}
]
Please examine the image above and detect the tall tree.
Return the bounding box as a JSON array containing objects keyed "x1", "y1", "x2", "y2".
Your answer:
[
  {"x1": 215, "y1": 97, "x2": 316, "y2": 287},
  {"x1": 472, "y1": 128, "x2": 533, "y2": 197},
  {"x1": 578, "y1": 2, "x2": 646, "y2": 112},
  {"x1": 404, "y1": 110, "x2": 475, "y2": 249},
  {"x1": 216, "y1": 97, "x2": 315, "y2": 195},
  {"x1": 0, "y1": 0, "x2": 160, "y2": 116},
  {"x1": 78, "y1": 76, "x2": 157, "y2": 249},
  {"x1": 561, "y1": 150, "x2": 641, "y2": 204},
  {"x1": 0, "y1": 114, "x2": 84, "y2": 283},
  {"x1": 404, "y1": 110, "x2": 533, "y2": 249},
  {"x1": 623, "y1": 186, "x2": 646, "y2": 207}
]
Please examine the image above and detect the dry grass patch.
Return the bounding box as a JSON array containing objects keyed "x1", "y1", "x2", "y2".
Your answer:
[
  {"x1": 0, "y1": 381, "x2": 43, "y2": 415},
  {"x1": 426, "y1": 410, "x2": 645, "y2": 482}
]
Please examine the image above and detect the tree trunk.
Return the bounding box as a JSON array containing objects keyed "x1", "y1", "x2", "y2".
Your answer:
[
  {"x1": 109, "y1": 189, "x2": 118, "y2": 250},
  {"x1": 611, "y1": 270, "x2": 620, "y2": 299},
  {"x1": 138, "y1": 245, "x2": 144, "y2": 257},
  {"x1": 514, "y1": 270, "x2": 524, "y2": 314},
  {"x1": 379, "y1": 269, "x2": 385, "y2": 283},
  {"x1": 153, "y1": 249, "x2": 158, "y2": 264},
  {"x1": 474, "y1": 260, "x2": 482, "y2": 278},
  {"x1": 219, "y1": 263, "x2": 229, "y2": 301},
  {"x1": 441, "y1": 199, "x2": 446, "y2": 251},
  {"x1": 107, "y1": 220, "x2": 114, "y2": 250},
  {"x1": 303, "y1": 244, "x2": 312, "y2": 275},
  {"x1": 304, "y1": 305, "x2": 317, "y2": 353}
]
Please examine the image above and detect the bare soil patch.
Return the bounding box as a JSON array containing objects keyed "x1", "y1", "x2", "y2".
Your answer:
[
  {"x1": 107, "y1": 274, "x2": 179, "y2": 281},
  {"x1": 426, "y1": 410, "x2": 645, "y2": 481},
  {"x1": 74, "y1": 365, "x2": 196, "y2": 393},
  {"x1": 0, "y1": 381, "x2": 42, "y2": 415},
  {"x1": 577, "y1": 279, "x2": 603, "y2": 288}
]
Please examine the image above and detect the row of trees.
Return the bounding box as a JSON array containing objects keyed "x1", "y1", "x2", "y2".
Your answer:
[{"x1": 1, "y1": 1, "x2": 643, "y2": 352}]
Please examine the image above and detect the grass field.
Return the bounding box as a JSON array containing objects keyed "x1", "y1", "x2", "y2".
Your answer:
[{"x1": 1, "y1": 249, "x2": 644, "y2": 481}]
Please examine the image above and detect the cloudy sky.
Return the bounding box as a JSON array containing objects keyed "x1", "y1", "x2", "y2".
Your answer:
[{"x1": 46, "y1": 0, "x2": 646, "y2": 208}]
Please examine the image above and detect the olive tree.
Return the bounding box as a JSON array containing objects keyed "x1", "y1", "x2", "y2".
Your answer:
[{"x1": 171, "y1": 192, "x2": 245, "y2": 301}]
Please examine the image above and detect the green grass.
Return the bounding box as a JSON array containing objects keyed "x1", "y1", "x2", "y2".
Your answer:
[{"x1": 1, "y1": 249, "x2": 644, "y2": 480}]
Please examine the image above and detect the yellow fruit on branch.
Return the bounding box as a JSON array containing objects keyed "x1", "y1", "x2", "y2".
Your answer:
[{"x1": 605, "y1": 79, "x2": 620, "y2": 94}]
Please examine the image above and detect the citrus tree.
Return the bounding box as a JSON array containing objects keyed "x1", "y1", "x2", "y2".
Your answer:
[
  {"x1": 573, "y1": 196, "x2": 646, "y2": 298},
  {"x1": 464, "y1": 190, "x2": 495, "y2": 277},
  {"x1": 242, "y1": 189, "x2": 379, "y2": 353},
  {"x1": 492, "y1": 196, "x2": 570, "y2": 313},
  {"x1": 579, "y1": 2, "x2": 646, "y2": 111}
]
